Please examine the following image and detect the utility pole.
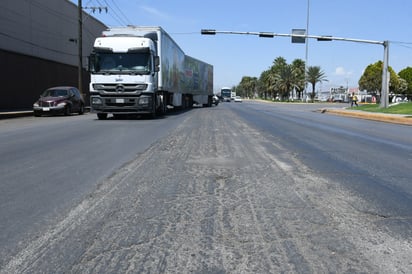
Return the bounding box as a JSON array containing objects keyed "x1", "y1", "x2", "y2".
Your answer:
[
  {"x1": 304, "y1": 0, "x2": 310, "y2": 100},
  {"x1": 77, "y1": 2, "x2": 107, "y2": 98},
  {"x1": 78, "y1": 0, "x2": 83, "y2": 96}
]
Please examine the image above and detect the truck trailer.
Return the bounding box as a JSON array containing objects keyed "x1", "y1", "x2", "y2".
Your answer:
[{"x1": 88, "y1": 26, "x2": 213, "y2": 119}]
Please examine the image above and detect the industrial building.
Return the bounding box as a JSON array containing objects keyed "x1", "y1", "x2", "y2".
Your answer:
[{"x1": 0, "y1": 0, "x2": 106, "y2": 111}]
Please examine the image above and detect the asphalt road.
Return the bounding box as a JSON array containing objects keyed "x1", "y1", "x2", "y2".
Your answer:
[
  {"x1": 0, "y1": 111, "x2": 187, "y2": 267},
  {"x1": 1, "y1": 102, "x2": 411, "y2": 273}
]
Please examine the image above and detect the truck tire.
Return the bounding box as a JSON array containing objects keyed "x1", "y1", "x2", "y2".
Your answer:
[{"x1": 97, "y1": 113, "x2": 107, "y2": 120}]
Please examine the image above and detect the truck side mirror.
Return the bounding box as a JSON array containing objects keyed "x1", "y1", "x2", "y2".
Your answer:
[
  {"x1": 154, "y1": 56, "x2": 160, "y2": 72},
  {"x1": 88, "y1": 54, "x2": 96, "y2": 72}
]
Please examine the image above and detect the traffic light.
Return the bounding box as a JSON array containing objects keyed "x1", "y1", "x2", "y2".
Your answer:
[
  {"x1": 201, "y1": 29, "x2": 216, "y2": 35},
  {"x1": 259, "y1": 32, "x2": 274, "y2": 38},
  {"x1": 317, "y1": 36, "x2": 332, "y2": 41}
]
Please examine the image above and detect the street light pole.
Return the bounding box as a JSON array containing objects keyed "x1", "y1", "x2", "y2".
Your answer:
[
  {"x1": 304, "y1": 0, "x2": 310, "y2": 100},
  {"x1": 380, "y1": 41, "x2": 390, "y2": 108}
]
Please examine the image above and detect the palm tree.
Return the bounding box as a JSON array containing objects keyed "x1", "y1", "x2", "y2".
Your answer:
[
  {"x1": 260, "y1": 70, "x2": 277, "y2": 100},
  {"x1": 270, "y1": 57, "x2": 287, "y2": 99},
  {"x1": 239, "y1": 76, "x2": 258, "y2": 98},
  {"x1": 276, "y1": 65, "x2": 297, "y2": 100},
  {"x1": 259, "y1": 70, "x2": 270, "y2": 99},
  {"x1": 291, "y1": 59, "x2": 306, "y2": 99},
  {"x1": 306, "y1": 66, "x2": 328, "y2": 102}
]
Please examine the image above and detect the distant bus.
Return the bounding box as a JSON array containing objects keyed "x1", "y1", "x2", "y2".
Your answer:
[{"x1": 221, "y1": 87, "x2": 232, "y2": 102}]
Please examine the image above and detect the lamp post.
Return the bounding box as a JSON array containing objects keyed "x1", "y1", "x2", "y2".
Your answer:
[
  {"x1": 304, "y1": 0, "x2": 310, "y2": 101},
  {"x1": 380, "y1": 41, "x2": 390, "y2": 108}
]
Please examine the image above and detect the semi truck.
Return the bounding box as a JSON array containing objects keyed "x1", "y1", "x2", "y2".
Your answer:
[{"x1": 88, "y1": 26, "x2": 213, "y2": 119}]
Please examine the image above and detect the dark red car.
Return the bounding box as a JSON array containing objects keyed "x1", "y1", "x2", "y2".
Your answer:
[{"x1": 33, "y1": 86, "x2": 85, "y2": 116}]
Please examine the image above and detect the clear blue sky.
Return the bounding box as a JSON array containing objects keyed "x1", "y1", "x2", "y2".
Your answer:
[{"x1": 77, "y1": 0, "x2": 412, "y2": 93}]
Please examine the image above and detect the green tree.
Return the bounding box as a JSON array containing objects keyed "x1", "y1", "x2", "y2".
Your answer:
[
  {"x1": 239, "y1": 76, "x2": 257, "y2": 98},
  {"x1": 358, "y1": 61, "x2": 400, "y2": 94},
  {"x1": 275, "y1": 64, "x2": 298, "y2": 100},
  {"x1": 306, "y1": 66, "x2": 328, "y2": 102},
  {"x1": 258, "y1": 70, "x2": 270, "y2": 99},
  {"x1": 398, "y1": 78, "x2": 408, "y2": 94},
  {"x1": 291, "y1": 59, "x2": 306, "y2": 99},
  {"x1": 259, "y1": 69, "x2": 278, "y2": 100},
  {"x1": 398, "y1": 67, "x2": 412, "y2": 97},
  {"x1": 270, "y1": 57, "x2": 287, "y2": 97}
]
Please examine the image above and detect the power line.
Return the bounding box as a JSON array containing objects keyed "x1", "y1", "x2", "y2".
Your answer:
[
  {"x1": 107, "y1": 0, "x2": 132, "y2": 25},
  {"x1": 390, "y1": 41, "x2": 412, "y2": 50},
  {"x1": 83, "y1": 6, "x2": 108, "y2": 13},
  {"x1": 94, "y1": 0, "x2": 128, "y2": 26}
]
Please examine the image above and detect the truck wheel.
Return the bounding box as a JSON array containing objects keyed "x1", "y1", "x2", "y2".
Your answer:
[
  {"x1": 97, "y1": 113, "x2": 107, "y2": 120},
  {"x1": 155, "y1": 93, "x2": 167, "y2": 115}
]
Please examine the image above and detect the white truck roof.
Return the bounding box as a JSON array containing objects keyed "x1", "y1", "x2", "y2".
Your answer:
[{"x1": 102, "y1": 26, "x2": 164, "y2": 37}]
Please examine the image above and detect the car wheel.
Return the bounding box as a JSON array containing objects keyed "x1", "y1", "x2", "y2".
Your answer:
[
  {"x1": 64, "y1": 105, "x2": 71, "y2": 116},
  {"x1": 78, "y1": 104, "x2": 85, "y2": 115}
]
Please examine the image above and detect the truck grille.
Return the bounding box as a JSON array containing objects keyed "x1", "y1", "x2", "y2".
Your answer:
[
  {"x1": 104, "y1": 98, "x2": 137, "y2": 107},
  {"x1": 93, "y1": 83, "x2": 147, "y2": 93}
]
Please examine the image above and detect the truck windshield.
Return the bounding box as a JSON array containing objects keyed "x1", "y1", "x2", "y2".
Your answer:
[
  {"x1": 92, "y1": 52, "x2": 151, "y2": 74},
  {"x1": 221, "y1": 89, "x2": 231, "y2": 99}
]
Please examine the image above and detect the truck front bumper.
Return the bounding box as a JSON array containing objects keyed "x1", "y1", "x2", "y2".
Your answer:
[{"x1": 90, "y1": 95, "x2": 154, "y2": 114}]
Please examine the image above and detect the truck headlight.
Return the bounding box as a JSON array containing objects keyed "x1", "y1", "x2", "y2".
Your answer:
[
  {"x1": 138, "y1": 97, "x2": 149, "y2": 105},
  {"x1": 91, "y1": 97, "x2": 103, "y2": 105}
]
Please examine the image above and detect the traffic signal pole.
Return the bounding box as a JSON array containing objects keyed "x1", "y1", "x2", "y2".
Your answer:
[
  {"x1": 201, "y1": 29, "x2": 390, "y2": 108},
  {"x1": 381, "y1": 41, "x2": 390, "y2": 108}
]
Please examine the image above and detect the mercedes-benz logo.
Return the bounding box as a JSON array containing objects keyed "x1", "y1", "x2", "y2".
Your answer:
[{"x1": 115, "y1": 85, "x2": 124, "y2": 92}]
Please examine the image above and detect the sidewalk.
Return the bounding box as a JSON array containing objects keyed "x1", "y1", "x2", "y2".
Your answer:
[
  {"x1": 321, "y1": 107, "x2": 412, "y2": 126},
  {"x1": 0, "y1": 110, "x2": 33, "y2": 119},
  {"x1": 0, "y1": 107, "x2": 91, "y2": 119}
]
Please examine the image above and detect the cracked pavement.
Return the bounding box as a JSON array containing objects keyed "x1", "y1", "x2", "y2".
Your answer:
[{"x1": 2, "y1": 107, "x2": 411, "y2": 273}]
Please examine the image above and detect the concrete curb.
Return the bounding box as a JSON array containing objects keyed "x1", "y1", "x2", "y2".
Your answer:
[
  {"x1": 0, "y1": 111, "x2": 33, "y2": 119},
  {"x1": 0, "y1": 107, "x2": 92, "y2": 119},
  {"x1": 322, "y1": 108, "x2": 412, "y2": 126}
]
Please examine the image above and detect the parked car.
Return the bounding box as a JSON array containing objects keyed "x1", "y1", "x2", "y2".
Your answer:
[
  {"x1": 234, "y1": 96, "x2": 242, "y2": 102},
  {"x1": 33, "y1": 86, "x2": 85, "y2": 116}
]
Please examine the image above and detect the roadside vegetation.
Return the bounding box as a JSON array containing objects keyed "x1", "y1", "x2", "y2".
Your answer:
[
  {"x1": 233, "y1": 57, "x2": 412, "y2": 104},
  {"x1": 354, "y1": 102, "x2": 412, "y2": 115}
]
